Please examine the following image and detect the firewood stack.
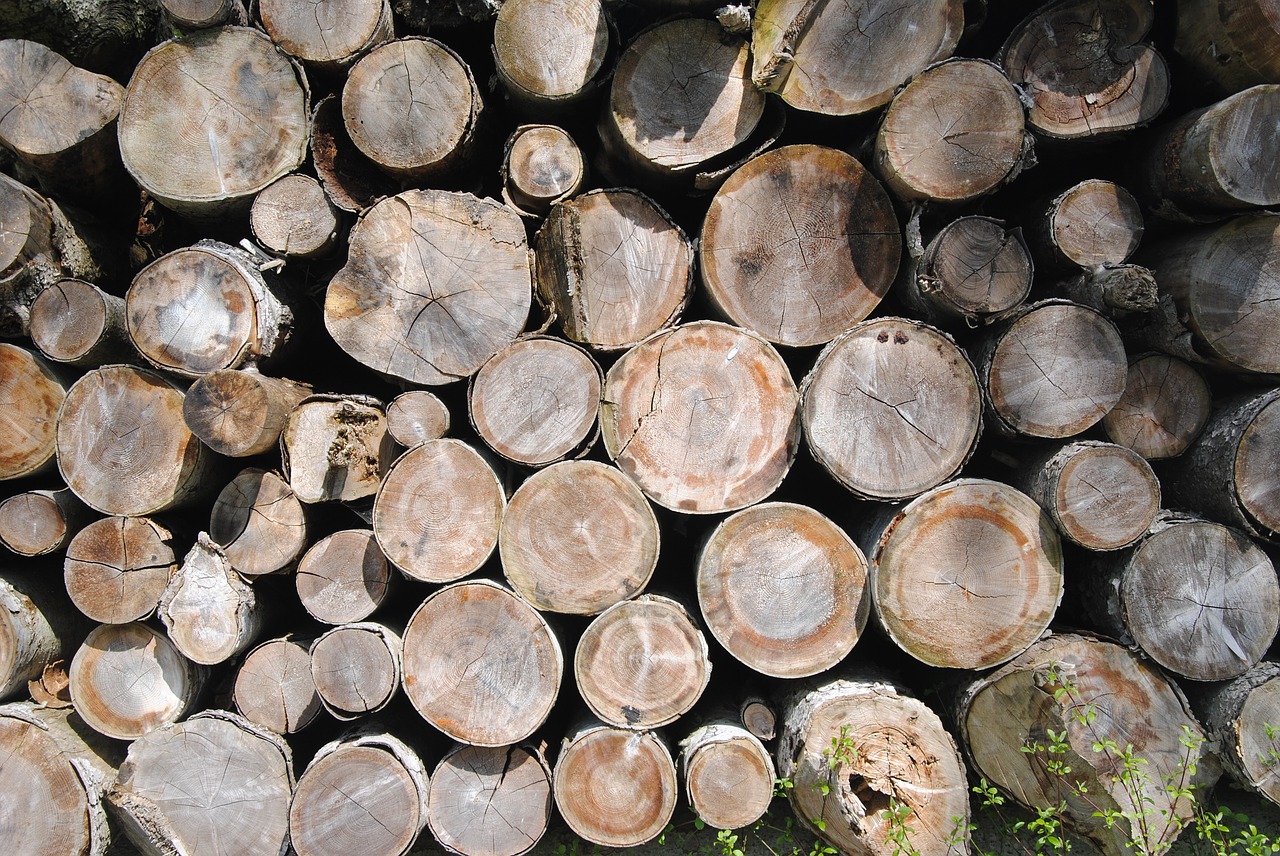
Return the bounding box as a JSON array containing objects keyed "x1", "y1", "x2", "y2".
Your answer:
[{"x1": 1, "y1": 1, "x2": 1278, "y2": 855}]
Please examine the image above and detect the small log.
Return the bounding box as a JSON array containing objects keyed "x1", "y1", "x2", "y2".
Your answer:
[
  {"x1": 976, "y1": 300, "x2": 1128, "y2": 439},
  {"x1": 1009, "y1": 441, "x2": 1160, "y2": 551},
  {"x1": 29, "y1": 279, "x2": 132, "y2": 367},
  {"x1": 118, "y1": 26, "x2": 310, "y2": 220},
  {"x1": 957, "y1": 633, "x2": 1217, "y2": 856},
  {"x1": 68, "y1": 622, "x2": 207, "y2": 741},
  {"x1": 752, "y1": 0, "x2": 963, "y2": 116},
  {"x1": 499, "y1": 459, "x2": 658, "y2": 615},
  {"x1": 699, "y1": 144, "x2": 901, "y2": 347},
  {"x1": 896, "y1": 215, "x2": 1033, "y2": 327},
  {"x1": 184, "y1": 368, "x2": 313, "y2": 458},
  {"x1": 1001, "y1": 0, "x2": 1169, "y2": 140},
  {"x1": 109, "y1": 710, "x2": 293, "y2": 856},
  {"x1": 281, "y1": 394, "x2": 395, "y2": 504},
  {"x1": 696, "y1": 501, "x2": 869, "y2": 679},
  {"x1": 309, "y1": 93, "x2": 399, "y2": 215},
  {"x1": 800, "y1": 317, "x2": 982, "y2": 500},
  {"x1": 859, "y1": 479, "x2": 1064, "y2": 670},
  {"x1": 428, "y1": 742, "x2": 553, "y2": 856},
  {"x1": 157, "y1": 533, "x2": 262, "y2": 666},
  {"x1": 0, "y1": 39, "x2": 126, "y2": 204},
  {"x1": 575, "y1": 594, "x2": 711, "y2": 730},
  {"x1": 1199, "y1": 661, "x2": 1280, "y2": 804},
  {"x1": 600, "y1": 321, "x2": 799, "y2": 514},
  {"x1": 1034, "y1": 180, "x2": 1144, "y2": 271},
  {"x1": 680, "y1": 721, "x2": 775, "y2": 831},
  {"x1": 0, "y1": 570, "x2": 86, "y2": 701},
  {"x1": 58, "y1": 365, "x2": 217, "y2": 517},
  {"x1": 740, "y1": 695, "x2": 777, "y2": 741},
  {"x1": 873, "y1": 58, "x2": 1028, "y2": 204},
  {"x1": 385, "y1": 390, "x2": 450, "y2": 447},
  {"x1": 468, "y1": 337, "x2": 602, "y2": 466},
  {"x1": 1080, "y1": 513, "x2": 1279, "y2": 682},
  {"x1": 290, "y1": 730, "x2": 429, "y2": 856},
  {"x1": 1174, "y1": 0, "x2": 1280, "y2": 96},
  {"x1": 373, "y1": 439, "x2": 504, "y2": 584},
  {"x1": 501, "y1": 125, "x2": 586, "y2": 217},
  {"x1": 310, "y1": 622, "x2": 401, "y2": 720},
  {"x1": 296, "y1": 529, "x2": 390, "y2": 625},
  {"x1": 63, "y1": 516, "x2": 176, "y2": 624},
  {"x1": 1163, "y1": 388, "x2": 1280, "y2": 544},
  {"x1": 1053, "y1": 263, "x2": 1159, "y2": 317},
  {"x1": 28, "y1": 659, "x2": 71, "y2": 708},
  {"x1": 535, "y1": 188, "x2": 692, "y2": 351},
  {"x1": 342, "y1": 37, "x2": 482, "y2": 182},
  {"x1": 0, "y1": 343, "x2": 67, "y2": 481},
  {"x1": 209, "y1": 468, "x2": 308, "y2": 577},
  {"x1": 778, "y1": 677, "x2": 969, "y2": 856},
  {"x1": 161, "y1": 0, "x2": 248, "y2": 29},
  {"x1": 553, "y1": 719, "x2": 677, "y2": 848},
  {"x1": 260, "y1": 0, "x2": 393, "y2": 72},
  {"x1": 0, "y1": 173, "x2": 58, "y2": 336},
  {"x1": 232, "y1": 636, "x2": 321, "y2": 735},
  {"x1": 0, "y1": 488, "x2": 91, "y2": 557},
  {"x1": 325, "y1": 189, "x2": 532, "y2": 385},
  {"x1": 250, "y1": 174, "x2": 343, "y2": 260},
  {"x1": 401, "y1": 580, "x2": 562, "y2": 746},
  {"x1": 1102, "y1": 353, "x2": 1212, "y2": 460},
  {"x1": 493, "y1": 0, "x2": 610, "y2": 110}
]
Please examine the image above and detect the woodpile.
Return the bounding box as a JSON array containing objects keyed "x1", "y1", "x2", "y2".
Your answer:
[{"x1": 2, "y1": 3, "x2": 1280, "y2": 856}]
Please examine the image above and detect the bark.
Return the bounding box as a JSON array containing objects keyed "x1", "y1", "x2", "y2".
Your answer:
[
  {"x1": 231, "y1": 636, "x2": 321, "y2": 735},
  {"x1": 493, "y1": 0, "x2": 611, "y2": 111},
  {"x1": 249, "y1": 174, "x2": 344, "y2": 260},
  {"x1": 0, "y1": 569, "x2": 87, "y2": 701},
  {"x1": 1053, "y1": 263, "x2": 1158, "y2": 317},
  {"x1": 0, "y1": 342, "x2": 68, "y2": 481},
  {"x1": 1101, "y1": 353, "x2": 1212, "y2": 460},
  {"x1": 63, "y1": 515, "x2": 176, "y2": 624},
  {"x1": 157, "y1": 533, "x2": 262, "y2": 666},
  {"x1": 183, "y1": 368, "x2": 313, "y2": 458},
  {"x1": 501, "y1": 125, "x2": 586, "y2": 217},
  {"x1": 696, "y1": 501, "x2": 869, "y2": 679},
  {"x1": 1174, "y1": 0, "x2": 1280, "y2": 96},
  {"x1": 0, "y1": 0, "x2": 160, "y2": 80},
  {"x1": 208, "y1": 468, "x2": 308, "y2": 577},
  {"x1": 295, "y1": 528, "x2": 390, "y2": 625},
  {"x1": 1199, "y1": 661, "x2": 1280, "y2": 804},
  {"x1": 1034, "y1": 180, "x2": 1144, "y2": 271},
  {"x1": 280, "y1": 394, "x2": 395, "y2": 504},
  {"x1": 681, "y1": 720, "x2": 775, "y2": 831},
  {"x1": 0, "y1": 487, "x2": 91, "y2": 557},
  {"x1": 427, "y1": 742, "x2": 553, "y2": 856},
  {"x1": 29, "y1": 278, "x2": 133, "y2": 366},
  {"x1": 385, "y1": 390, "x2": 449, "y2": 447},
  {"x1": 260, "y1": 0, "x2": 393, "y2": 72},
  {"x1": 309, "y1": 93, "x2": 398, "y2": 214},
  {"x1": 0, "y1": 172, "x2": 58, "y2": 337},
  {"x1": 309, "y1": 621, "x2": 402, "y2": 720}
]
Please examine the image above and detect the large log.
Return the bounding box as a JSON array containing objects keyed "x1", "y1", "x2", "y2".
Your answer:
[
  {"x1": 1174, "y1": 0, "x2": 1280, "y2": 96},
  {"x1": 29, "y1": 279, "x2": 133, "y2": 367},
  {"x1": 63, "y1": 516, "x2": 175, "y2": 624},
  {"x1": 427, "y1": 742, "x2": 553, "y2": 856},
  {"x1": 0, "y1": 343, "x2": 68, "y2": 481},
  {"x1": 157, "y1": 533, "x2": 262, "y2": 666},
  {"x1": 232, "y1": 636, "x2": 321, "y2": 735},
  {"x1": 1199, "y1": 661, "x2": 1280, "y2": 805},
  {"x1": 184, "y1": 368, "x2": 313, "y2": 458},
  {"x1": 209, "y1": 467, "x2": 308, "y2": 577},
  {"x1": 680, "y1": 720, "x2": 775, "y2": 831},
  {"x1": 0, "y1": 488, "x2": 91, "y2": 557},
  {"x1": 493, "y1": 0, "x2": 610, "y2": 111},
  {"x1": 280, "y1": 394, "x2": 394, "y2": 504},
  {"x1": 1101, "y1": 353, "x2": 1211, "y2": 460},
  {"x1": 295, "y1": 528, "x2": 390, "y2": 625},
  {"x1": 309, "y1": 621, "x2": 402, "y2": 720},
  {"x1": 260, "y1": 0, "x2": 393, "y2": 72},
  {"x1": 0, "y1": 570, "x2": 86, "y2": 701}
]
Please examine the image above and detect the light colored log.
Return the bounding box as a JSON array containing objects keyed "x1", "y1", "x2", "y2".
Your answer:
[
  {"x1": 600, "y1": 321, "x2": 799, "y2": 514},
  {"x1": 1200, "y1": 662, "x2": 1280, "y2": 805},
  {"x1": 281, "y1": 394, "x2": 394, "y2": 504},
  {"x1": 184, "y1": 368, "x2": 313, "y2": 458},
  {"x1": 697, "y1": 501, "x2": 869, "y2": 679},
  {"x1": 250, "y1": 174, "x2": 343, "y2": 260},
  {"x1": 1102, "y1": 353, "x2": 1211, "y2": 460},
  {"x1": 385, "y1": 390, "x2": 449, "y2": 447},
  {"x1": 296, "y1": 529, "x2": 390, "y2": 625},
  {"x1": 260, "y1": 0, "x2": 393, "y2": 71},
  {"x1": 0, "y1": 570, "x2": 85, "y2": 701},
  {"x1": 157, "y1": 533, "x2": 262, "y2": 666},
  {"x1": 0, "y1": 342, "x2": 67, "y2": 481},
  {"x1": 0, "y1": 488, "x2": 90, "y2": 557},
  {"x1": 501, "y1": 125, "x2": 586, "y2": 217},
  {"x1": 309, "y1": 621, "x2": 401, "y2": 720},
  {"x1": 401, "y1": 580, "x2": 562, "y2": 746},
  {"x1": 1175, "y1": 0, "x2": 1280, "y2": 96},
  {"x1": 232, "y1": 636, "x2": 321, "y2": 735},
  {"x1": 309, "y1": 93, "x2": 399, "y2": 215},
  {"x1": 30, "y1": 279, "x2": 132, "y2": 367},
  {"x1": 500, "y1": 460, "x2": 658, "y2": 615},
  {"x1": 427, "y1": 742, "x2": 553, "y2": 856},
  {"x1": 1036, "y1": 180, "x2": 1144, "y2": 270},
  {"x1": 493, "y1": 0, "x2": 610, "y2": 109},
  {"x1": 699, "y1": 144, "x2": 901, "y2": 347},
  {"x1": 161, "y1": 0, "x2": 247, "y2": 29},
  {"x1": 0, "y1": 172, "x2": 57, "y2": 337},
  {"x1": 209, "y1": 468, "x2": 308, "y2": 577},
  {"x1": 63, "y1": 516, "x2": 175, "y2": 624},
  {"x1": 680, "y1": 721, "x2": 775, "y2": 831}
]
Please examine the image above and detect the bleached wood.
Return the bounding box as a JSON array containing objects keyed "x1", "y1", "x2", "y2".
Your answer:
[
  {"x1": 0, "y1": 488, "x2": 89, "y2": 557},
  {"x1": 680, "y1": 721, "x2": 775, "y2": 831},
  {"x1": 30, "y1": 279, "x2": 132, "y2": 367},
  {"x1": 501, "y1": 125, "x2": 585, "y2": 216},
  {"x1": 0, "y1": 342, "x2": 66, "y2": 481},
  {"x1": 296, "y1": 529, "x2": 390, "y2": 625},
  {"x1": 281, "y1": 394, "x2": 394, "y2": 504},
  {"x1": 184, "y1": 368, "x2": 313, "y2": 458},
  {"x1": 0, "y1": 570, "x2": 85, "y2": 701},
  {"x1": 310, "y1": 622, "x2": 401, "y2": 720},
  {"x1": 209, "y1": 468, "x2": 308, "y2": 577},
  {"x1": 260, "y1": 0, "x2": 393, "y2": 71},
  {"x1": 232, "y1": 636, "x2": 321, "y2": 734},
  {"x1": 157, "y1": 534, "x2": 261, "y2": 666},
  {"x1": 1102, "y1": 353, "x2": 1211, "y2": 460},
  {"x1": 897, "y1": 216, "x2": 1032, "y2": 327},
  {"x1": 740, "y1": 696, "x2": 776, "y2": 741},
  {"x1": 385, "y1": 391, "x2": 449, "y2": 447},
  {"x1": 1200, "y1": 662, "x2": 1280, "y2": 804},
  {"x1": 427, "y1": 743, "x2": 553, "y2": 856},
  {"x1": 250, "y1": 174, "x2": 343, "y2": 260},
  {"x1": 494, "y1": 0, "x2": 610, "y2": 108},
  {"x1": 64, "y1": 516, "x2": 175, "y2": 624}
]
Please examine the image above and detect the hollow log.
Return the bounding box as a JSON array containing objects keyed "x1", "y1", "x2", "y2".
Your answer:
[
  {"x1": 680, "y1": 720, "x2": 775, "y2": 831},
  {"x1": 0, "y1": 343, "x2": 68, "y2": 482},
  {"x1": 309, "y1": 621, "x2": 401, "y2": 720},
  {"x1": 0, "y1": 488, "x2": 91, "y2": 557},
  {"x1": 280, "y1": 394, "x2": 394, "y2": 504},
  {"x1": 63, "y1": 516, "x2": 175, "y2": 624},
  {"x1": 232, "y1": 636, "x2": 321, "y2": 735},
  {"x1": 1174, "y1": 0, "x2": 1280, "y2": 96},
  {"x1": 493, "y1": 0, "x2": 611, "y2": 110},
  {"x1": 296, "y1": 528, "x2": 390, "y2": 625},
  {"x1": 1102, "y1": 353, "x2": 1211, "y2": 460},
  {"x1": 1199, "y1": 661, "x2": 1280, "y2": 804},
  {"x1": 260, "y1": 0, "x2": 393, "y2": 72},
  {"x1": 0, "y1": 570, "x2": 86, "y2": 702},
  {"x1": 184, "y1": 368, "x2": 313, "y2": 458},
  {"x1": 29, "y1": 279, "x2": 132, "y2": 367},
  {"x1": 501, "y1": 125, "x2": 586, "y2": 217},
  {"x1": 157, "y1": 533, "x2": 261, "y2": 666},
  {"x1": 250, "y1": 174, "x2": 344, "y2": 260},
  {"x1": 385, "y1": 390, "x2": 449, "y2": 447},
  {"x1": 209, "y1": 468, "x2": 308, "y2": 577},
  {"x1": 427, "y1": 742, "x2": 553, "y2": 856}
]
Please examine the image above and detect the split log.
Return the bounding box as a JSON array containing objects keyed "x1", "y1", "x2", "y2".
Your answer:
[
  {"x1": 499, "y1": 459, "x2": 658, "y2": 615},
  {"x1": 778, "y1": 677, "x2": 969, "y2": 856},
  {"x1": 385, "y1": 390, "x2": 450, "y2": 447},
  {"x1": 1163, "y1": 388, "x2": 1280, "y2": 544},
  {"x1": 29, "y1": 279, "x2": 132, "y2": 367},
  {"x1": 680, "y1": 721, "x2": 775, "y2": 831},
  {"x1": 493, "y1": 0, "x2": 611, "y2": 110},
  {"x1": 309, "y1": 622, "x2": 401, "y2": 720},
  {"x1": 1035, "y1": 180, "x2": 1144, "y2": 272},
  {"x1": 68, "y1": 622, "x2": 207, "y2": 741},
  {"x1": 309, "y1": 93, "x2": 399, "y2": 214},
  {"x1": 296, "y1": 529, "x2": 390, "y2": 625},
  {"x1": 118, "y1": 26, "x2": 310, "y2": 220},
  {"x1": 0, "y1": 343, "x2": 67, "y2": 481},
  {"x1": 0, "y1": 488, "x2": 91, "y2": 557},
  {"x1": 575, "y1": 594, "x2": 711, "y2": 729},
  {"x1": 58, "y1": 365, "x2": 218, "y2": 517},
  {"x1": 535, "y1": 188, "x2": 692, "y2": 351},
  {"x1": 800, "y1": 317, "x2": 982, "y2": 500},
  {"x1": 696, "y1": 501, "x2": 869, "y2": 679},
  {"x1": 896, "y1": 215, "x2": 1033, "y2": 327},
  {"x1": 289, "y1": 730, "x2": 429, "y2": 856},
  {"x1": 428, "y1": 742, "x2": 553, "y2": 856},
  {"x1": 373, "y1": 439, "x2": 504, "y2": 584},
  {"x1": 126, "y1": 239, "x2": 294, "y2": 378},
  {"x1": 976, "y1": 300, "x2": 1128, "y2": 439},
  {"x1": 161, "y1": 0, "x2": 248, "y2": 29},
  {"x1": 184, "y1": 368, "x2": 313, "y2": 457},
  {"x1": 250, "y1": 174, "x2": 344, "y2": 260},
  {"x1": 63, "y1": 516, "x2": 176, "y2": 624},
  {"x1": 157, "y1": 534, "x2": 262, "y2": 666},
  {"x1": 600, "y1": 321, "x2": 799, "y2": 514},
  {"x1": 751, "y1": 0, "x2": 963, "y2": 116},
  {"x1": 859, "y1": 479, "x2": 1064, "y2": 670},
  {"x1": 232, "y1": 636, "x2": 321, "y2": 735},
  {"x1": 1174, "y1": 0, "x2": 1280, "y2": 96},
  {"x1": 699, "y1": 144, "x2": 901, "y2": 347},
  {"x1": 468, "y1": 337, "x2": 601, "y2": 466},
  {"x1": 1079, "y1": 513, "x2": 1279, "y2": 682},
  {"x1": 873, "y1": 58, "x2": 1029, "y2": 204},
  {"x1": 110, "y1": 710, "x2": 293, "y2": 856},
  {"x1": 324, "y1": 189, "x2": 532, "y2": 385},
  {"x1": 957, "y1": 633, "x2": 1217, "y2": 856},
  {"x1": 0, "y1": 39, "x2": 126, "y2": 204},
  {"x1": 0, "y1": 570, "x2": 86, "y2": 701},
  {"x1": 401, "y1": 580, "x2": 562, "y2": 746},
  {"x1": 1102, "y1": 353, "x2": 1211, "y2": 460},
  {"x1": 740, "y1": 695, "x2": 777, "y2": 742},
  {"x1": 281, "y1": 394, "x2": 394, "y2": 504},
  {"x1": 1000, "y1": 0, "x2": 1169, "y2": 140},
  {"x1": 209, "y1": 468, "x2": 307, "y2": 577},
  {"x1": 553, "y1": 719, "x2": 677, "y2": 847},
  {"x1": 260, "y1": 0, "x2": 393, "y2": 72},
  {"x1": 1008, "y1": 441, "x2": 1160, "y2": 551},
  {"x1": 501, "y1": 125, "x2": 586, "y2": 217},
  {"x1": 1053, "y1": 263, "x2": 1159, "y2": 317},
  {"x1": 342, "y1": 37, "x2": 482, "y2": 182},
  {"x1": 1199, "y1": 661, "x2": 1280, "y2": 804}
]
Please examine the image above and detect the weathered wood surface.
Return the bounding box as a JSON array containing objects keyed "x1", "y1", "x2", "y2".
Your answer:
[
  {"x1": 260, "y1": 0, "x2": 393, "y2": 72},
  {"x1": 385, "y1": 390, "x2": 449, "y2": 447},
  {"x1": 157, "y1": 533, "x2": 262, "y2": 666},
  {"x1": 427, "y1": 743, "x2": 553, "y2": 856},
  {"x1": 0, "y1": 487, "x2": 90, "y2": 557},
  {"x1": 0, "y1": 570, "x2": 86, "y2": 702},
  {"x1": 0, "y1": 342, "x2": 66, "y2": 481},
  {"x1": 1174, "y1": 0, "x2": 1280, "y2": 96},
  {"x1": 309, "y1": 621, "x2": 401, "y2": 720},
  {"x1": 29, "y1": 278, "x2": 133, "y2": 366},
  {"x1": 493, "y1": 0, "x2": 610, "y2": 110},
  {"x1": 232, "y1": 636, "x2": 320, "y2": 735},
  {"x1": 250, "y1": 173, "x2": 343, "y2": 260},
  {"x1": 63, "y1": 516, "x2": 175, "y2": 624},
  {"x1": 161, "y1": 0, "x2": 247, "y2": 29},
  {"x1": 1199, "y1": 661, "x2": 1280, "y2": 804},
  {"x1": 296, "y1": 528, "x2": 390, "y2": 625},
  {"x1": 501, "y1": 125, "x2": 586, "y2": 216},
  {"x1": 185, "y1": 368, "x2": 313, "y2": 457},
  {"x1": 209, "y1": 467, "x2": 308, "y2": 577},
  {"x1": 1102, "y1": 353, "x2": 1211, "y2": 460},
  {"x1": 680, "y1": 721, "x2": 775, "y2": 831},
  {"x1": 1035, "y1": 180, "x2": 1144, "y2": 270},
  {"x1": 281, "y1": 394, "x2": 394, "y2": 504}
]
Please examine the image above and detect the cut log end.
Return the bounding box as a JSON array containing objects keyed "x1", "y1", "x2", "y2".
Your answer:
[
  {"x1": 428, "y1": 744, "x2": 553, "y2": 856},
  {"x1": 64, "y1": 516, "x2": 175, "y2": 624}
]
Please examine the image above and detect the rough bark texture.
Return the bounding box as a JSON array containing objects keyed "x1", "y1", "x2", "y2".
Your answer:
[
  {"x1": 427, "y1": 743, "x2": 553, "y2": 856},
  {"x1": 1199, "y1": 661, "x2": 1280, "y2": 804},
  {"x1": 63, "y1": 515, "x2": 176, "y2": 624},
  {"x1": 1053, "y1": 263, "x2": 1159, "y2": 317},
  {"x1": 0, "y1": 570, "x2": 86, "y2": 702}
]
